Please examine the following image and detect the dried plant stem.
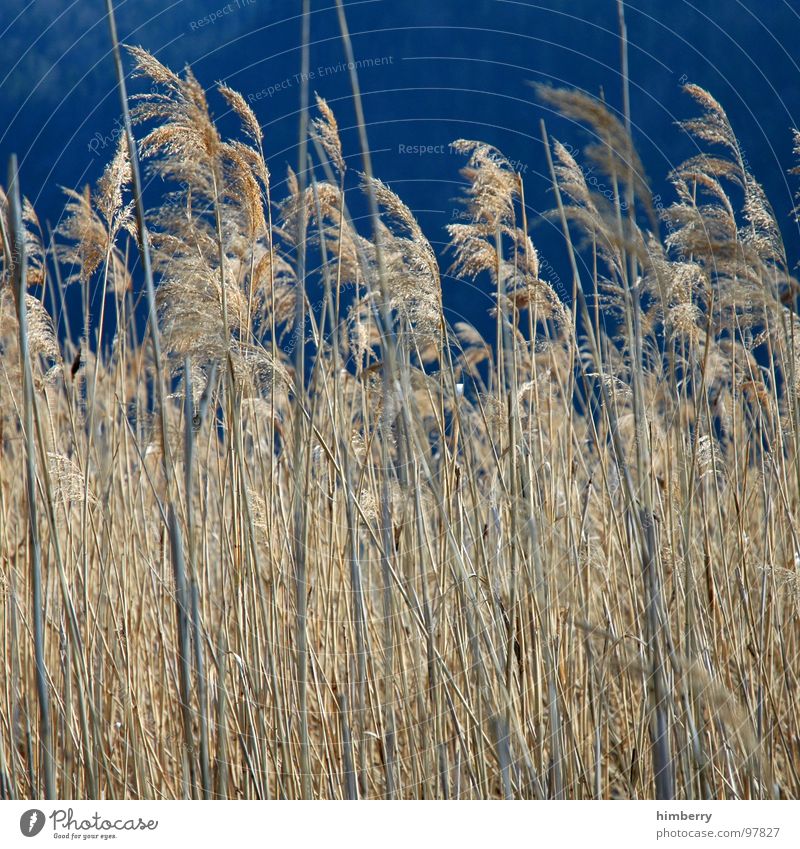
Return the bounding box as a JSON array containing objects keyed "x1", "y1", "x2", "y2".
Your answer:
[{"x1": 6, "y1": 154, "x2": 55, "y2": 800}]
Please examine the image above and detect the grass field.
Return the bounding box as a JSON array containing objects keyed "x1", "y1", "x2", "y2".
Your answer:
[{"x1": 1, "y1": 4, "x2": 799, "y2": 800}]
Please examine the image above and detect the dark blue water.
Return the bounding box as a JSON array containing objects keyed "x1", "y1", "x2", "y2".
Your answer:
[{"x1": 2, "y1": 0, "x2": 799, "y2": 340}]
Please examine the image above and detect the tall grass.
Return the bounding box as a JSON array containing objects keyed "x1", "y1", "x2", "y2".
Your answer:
[{"x1": 1, "y1": 15, "x2": 800, "y2": 800}]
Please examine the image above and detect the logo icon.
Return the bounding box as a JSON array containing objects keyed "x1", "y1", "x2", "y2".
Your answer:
[{"x1": 20, "y1": 810, "x2": 46, "y2": 837}]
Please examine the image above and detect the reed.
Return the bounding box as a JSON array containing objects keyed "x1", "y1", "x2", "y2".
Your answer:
[{"x1": 0, "y1": 6, "x2": 799, "y2": 801}]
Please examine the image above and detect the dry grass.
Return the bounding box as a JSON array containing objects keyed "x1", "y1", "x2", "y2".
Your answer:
[{"x1": 1, "y1": 36, "x2": 800, "y2": 800}]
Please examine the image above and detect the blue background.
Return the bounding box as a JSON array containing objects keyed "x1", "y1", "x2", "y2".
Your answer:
[{"x1": 2, "y1": 0, "x2": 800, "y2": 338}]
